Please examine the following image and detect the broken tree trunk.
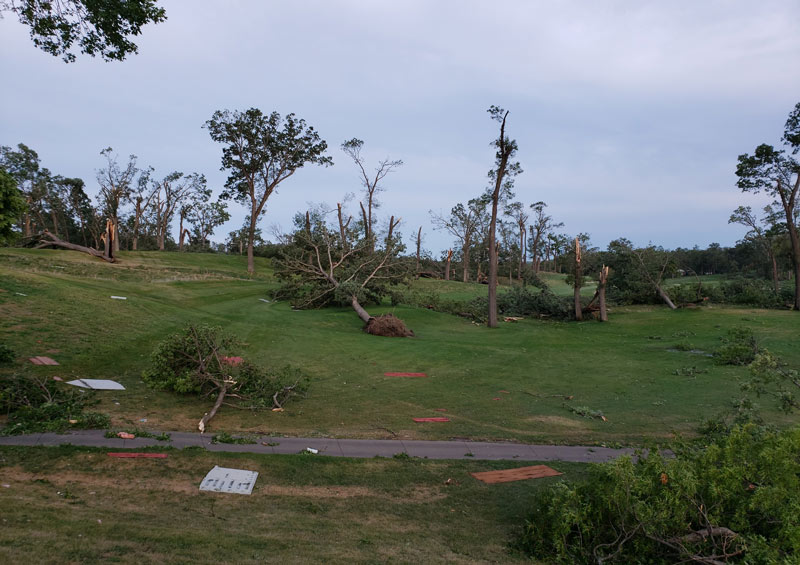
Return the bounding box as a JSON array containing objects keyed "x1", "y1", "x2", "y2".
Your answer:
[
  {"x1": 351, "y1": 295, "x2": 372, "y2": 323},
  {"x1": 574, "y1": 237, "x2": 583, "y2": 321},
  {"x1": 598, "y1": 264, "x2": 609, "y2": 322},
  {"x1": 445, "y1": 248, "x2": 452, "y2": 280},
  {"x1": 34, "y1": 228, "x2": 115, "y2": 263},
  {"x1": 415, "y1": 226, "x2": 422, "y2": 279},
  {"x1": 197, "y1": 379, "x2": 232, "y2": 433},
  {"x1": 634, "y1": 250, "x2": 677, "y2": 310}
]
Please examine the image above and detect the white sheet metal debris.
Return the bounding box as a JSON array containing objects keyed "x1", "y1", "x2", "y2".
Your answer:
[
  {"x1": 259, "y1": 298, "x2": 270, "y2": 303},
  {"x1": 110, "y1": 296, "x2": 127, "y2": 300},
  {"x1": 199, "y1": 466, "x2": 258, "y2": 495},
  {"x1": 66, "y1": 379, "x2": 126, "y2": 390}
]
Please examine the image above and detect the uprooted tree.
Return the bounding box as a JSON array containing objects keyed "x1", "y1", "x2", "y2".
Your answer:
[
  {"x1": 274, "y1": 204, "x2": 414, "y2": 337},
  {"x1": 142, "y1": 324, "x2": 306, "y2": 432}
]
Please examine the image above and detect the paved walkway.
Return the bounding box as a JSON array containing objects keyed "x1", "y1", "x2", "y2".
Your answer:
[{"x1": 0, "y1": 430, "x2": 636, "y2": 463}]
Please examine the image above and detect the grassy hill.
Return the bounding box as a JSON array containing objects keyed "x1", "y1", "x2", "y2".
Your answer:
[{"x1": 2, "y1": 248, "x2": 799, "y2": 444}]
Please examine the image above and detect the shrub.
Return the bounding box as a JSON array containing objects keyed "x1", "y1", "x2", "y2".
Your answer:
[
  {"x1": 142, "y1": 324, "x2": 307, "y2": 430},
  {"x1": 515, "y1": 424, "x2": 800, "y2": 563},
  {"x1": 0, "y1": 344, "x2": 14, "y2": 365},
  {"x1": 0, "y1": 374, "x2": 109, "y2": 435},
  {"x1": 714, "y1": 327, "x2": 759, "y2": 366}
]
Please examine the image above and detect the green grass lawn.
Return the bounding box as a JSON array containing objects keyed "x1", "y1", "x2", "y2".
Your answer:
[
  {"x1": 0, "y1": 445, "x2": 580, "y2": 564},
  {"x1": 2, "y1": 248, "x2": 799, "y2": 445}
]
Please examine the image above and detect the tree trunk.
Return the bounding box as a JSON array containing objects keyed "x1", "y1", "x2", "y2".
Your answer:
[
  {"x1": 198, "y1": 382, "x2": 229, "y2": 433},
  {"x1": 415, "y1": 226, "x2": 422, "y2": 279},
  {"x1": 488, "y1": 229, "x2": 498, "y2": 328},
  {"x1": 769, "y1": 247, "x2": 780, "y2": 295},
  {"x1": 787, "y1": 219, "x2": 800, "y2": 310},
  {"x1": 573, "y1": 237, "x2": 583, "y2": 321},
  {"x1": 112, "y1": 216, "x2": 120, "y2": 253},
  {"x1": 445, "y1": 249, "x2": 452, "y2": 280},
  {"x1": 351, "y1": 295, "x2": 372, "y2": 323},
  {"x1": 598, "y1": 265, "x2": 609, "y2": 322},
  {"x1": 36, "y1": 230, "x2": 115, "y2": 263},
  {"x1": 518, "y1": 222, "x2": 524, "y2": 281},
  {"x1": 462, "y1": 242, "x2": 470, "y2": 282},
  {"x1": 656, "y1": 285, "x2": 677, "y2": 309}
]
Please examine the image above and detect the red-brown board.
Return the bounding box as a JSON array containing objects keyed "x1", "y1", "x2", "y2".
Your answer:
[
  {"x1": 107, "y1": 453, "x2": 168, "y2": 459},
  {"x1": 412, "y1": 417, "x2": 450, "y2": 423},
  {"x1": 29, "y1": 356, "x2": 59, "y2": 366},
  {"x1": 471, "y1": 465, "x2": 562, "y2": 484},
  {"x1": 385, "y1": 372, "x2": 427, "y2": 377}
]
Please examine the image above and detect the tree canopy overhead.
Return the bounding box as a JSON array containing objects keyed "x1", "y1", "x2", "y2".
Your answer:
[{"x1": 3, "y1": 0, "x2": 167, "y2": 62}]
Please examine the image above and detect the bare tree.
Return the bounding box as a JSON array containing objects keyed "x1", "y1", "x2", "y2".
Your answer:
[
  {"x1": 486, "y1": 106, "x2": 522, "y2": 328},
  {"x1": 505, "y1": 201, "x2": 529, "y2": 280},
  {"x1": 528, "y1": 201, "x2": 563, "y2": 272},
  {"x1": 341, "y1": 138, "x2": 402, "y2": 252},
  {"x1": 729, "y1": 205, "x2": 782, "y2": 294},
  {"x1": 150, "y1": 172, "x2": 208, "y2": 250},
  {"x1": 96, "y1": 147, "x2": 138, "y2": 253},
  {"x1": 430, "y1": 197, "x2": 487, "y2": 282}
]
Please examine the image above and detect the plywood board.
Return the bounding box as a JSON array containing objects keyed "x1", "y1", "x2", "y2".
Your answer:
[
  {"x1": 200, "y1": 466, "x2": 258, "y2": 495},
  {"x1": 107, "y1": 453, "x2": 168, "y2": 459},
  {"x1": 471, "y1": 465, "x2": 562, "y2": 484},
  {"x1": 412, "y1": 417, "x2": 450, "y2": 423},
  {"x1": 29, "y1": 356, "x2": 59, "y2": 366},
  {"x1": 66, "y1": 379, "x2": 125, "y2": 390}
]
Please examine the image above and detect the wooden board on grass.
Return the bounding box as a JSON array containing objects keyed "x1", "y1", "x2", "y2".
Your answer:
[{"x1": 471, "y1": 465, "x2": 562, "y2": 484}]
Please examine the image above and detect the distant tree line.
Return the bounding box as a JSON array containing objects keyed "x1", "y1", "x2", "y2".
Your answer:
[{"x1": 0, "y1": 143, "x2": 228, "y2": 253}]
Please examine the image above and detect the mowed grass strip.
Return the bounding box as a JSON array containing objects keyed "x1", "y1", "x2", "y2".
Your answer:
[
  {"x1": 2, "y1": 249, "x2": 799, "y2": 444},
  {"x1": 0, "y1": 445, "x2": 581, "y2": 564}
]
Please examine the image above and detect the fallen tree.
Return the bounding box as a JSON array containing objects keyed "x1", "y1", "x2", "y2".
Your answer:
[
  {"x1": 275, "y1": 203, "x2": 414, "y2": 337},
  {"x1": 142, "y1": 324, "x2": 307, "y2": 432},
  {"x1": 26, "y1": 219, "x2": 117, "y2": 262}
]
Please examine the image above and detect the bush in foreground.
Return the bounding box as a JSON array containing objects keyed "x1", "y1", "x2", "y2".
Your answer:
[
  {"x1": 0, "y1": 374, "x2": 109, "y2": 434},
  {"x1": 515, "y1": 424, "x2": 800, "y2": 564}
]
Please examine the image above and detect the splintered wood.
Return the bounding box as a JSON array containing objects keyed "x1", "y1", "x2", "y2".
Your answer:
[{"x1": 471, "y1": 465, "x2": 563, "y2": 484}]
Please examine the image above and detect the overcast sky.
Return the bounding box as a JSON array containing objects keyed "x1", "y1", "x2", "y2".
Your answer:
[{"x1": 2, "y1": 1, "x2": 799, "y2": 254}]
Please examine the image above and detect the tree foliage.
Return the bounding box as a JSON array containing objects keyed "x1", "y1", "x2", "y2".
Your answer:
[
  {"x1": 143, "y1": 324, "x2": 307, "y2": 431},
  {"x1": 0, "y1": 167, "x2": 26, "y2": 243},
  {"x1": 516, "y1": 424, "x2": 800, "y2": 564},
  {"x1": 736, "y1": 102, "x2": 800, "y2": 310},
  {"x1": 205, "y1": 108, "x2": 332, "y2": 273},
  {"x1": 3, "y1": 0, "x2": 167, "y2": 62}
]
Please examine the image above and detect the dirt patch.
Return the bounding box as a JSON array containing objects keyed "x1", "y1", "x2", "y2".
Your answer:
[
  {"x1": 1, "y1": 466, "x2": 444, "y2": 503},
  {"x1": 364, "y1": 314, "x2": 415, "y2": 337},
  {"x1": 525, "y1": 415, "x2": 588, "y2": 429}
]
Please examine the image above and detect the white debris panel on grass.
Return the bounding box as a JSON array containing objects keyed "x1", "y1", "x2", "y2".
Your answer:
[
  {"x1": 199, "y1": 466, "x2": 259, "y2": 495},
  {"x1": 66, "y1": 379, "x2": 126, "y2": 390}
]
